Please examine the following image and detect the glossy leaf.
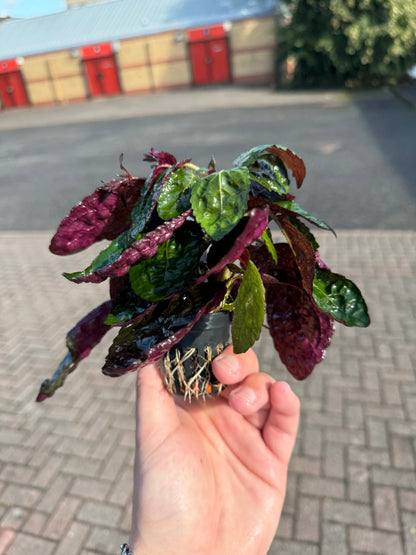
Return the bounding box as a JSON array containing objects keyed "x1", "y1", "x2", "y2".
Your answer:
[
  {"x1": 143, "y1": 148, "x2": 177, "y2": 183},
  {"x1": 250, "y1": 242, "x2": 302, "y2": 288},
  {"x1": 250, "y1": 172, "x2": 288, "y2": 198},
  {"x1": 234, "y1": 143, "x2": 305, "y2": 190},
  {"x1": 265, "y1": 279, "x2": 334, "y2": 380},
  {"x1": 64, "y1": 210, "x2": 192, "y2": 283},
  {"x1": 50, "y1": 177, "x2": 144, "y2": 255},
  {"x1": 191, "y1": 167, "x2": 251, "y2": 240},
  {"x1": 63, "y1": 229, "x2": 134, "y2": 282},
  {"x1": 289, "y1": 218, "x2": 320, "y2": 251},
  {"x1": 233, "y1": 144, "x2": 273, "y2": 167},
  {"x1": 277, "y1": 215, "x2": 316, "y2": 295},
  {"x1": 265, "y1": 145, "x2": 306, "y2": 188},
  {"x1": 232, "y1": 260, "x2": 265, "y2": 353},
  {"x1": 105, "y1": 280, "x2": 154, "y2": 326},
  {"x1": 127, "y1": 173, "x2": 164, "y2": 240},
  {"x1": 261, "y1": 228, "x2": 278, "y2": 263},
  {"x1": 36, "y1": 301, "x2": 113, "y2": 401},
  {"x1": 313, "y1": 268, "x2": 370, "y2": 327},
  {"x1": 254, "y1": 159, "x2": 290, "y2": 194},
  {"x1": 157, "y1": 166, "x2": 197, "y2": 219},
  {"x1": 276, "y1": 200, "x2": 335, "y2": 233},
  {"x1": 102, "y1": 282, "x2": 226, "y2": 376},
  {"x1": 198, "y1": 207, "x2": 269, "y2": 284},
  {"x1": 128, "y1": 225, "x2": 206, "y2": 301}
]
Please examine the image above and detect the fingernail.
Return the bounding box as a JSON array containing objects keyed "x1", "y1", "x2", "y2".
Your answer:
[
  {"x1": 214, "y1": 354, "x2": 239, "y2": 376},
  {"x1": 230, "y1": 386, "x2": 257, "y2": 406}
]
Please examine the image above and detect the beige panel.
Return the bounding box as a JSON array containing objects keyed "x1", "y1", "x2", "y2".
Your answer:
[
  {"x1": 23, "y1": 52, "x2": 81, "y2": 81},
  {"x1": 22, "y1": 58, "x2": 50, "y2": 81},
  {"x1": 56, "y1": 76, "x2": 87, "y2": 102},
  {"x1": 118, "y1": 37, "x2": 149, "y2": 66},
  {"x1": 22, "y1": 51, "x2": 86, "y2": 103},
  {"x1": 147, "y1": 33, "x2": 187, "y2": 63},
  {"x1": 229, "y1": 17, "x2": 275, "y2": 50},
  {"x1": 232, "y1": 49, "x2": 274, "y2": 78},
  {"x1": 151, "y1": 60, "x2": 190, "y2": 88},
  {"x1": 45, "y1": 56, "x2": 80, "y2": 78},
  {"x1": 119, "y1": 65, "x2": 152, "y2": 92},
  {"x1": 26, "y1": 81, "x2": 56, "y2": 105}
]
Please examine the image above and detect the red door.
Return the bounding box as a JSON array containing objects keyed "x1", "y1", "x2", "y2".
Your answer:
[
  {"x1": 0, "y1": 60, "x2": 30, "y2": 109},
  {"x1": 188, "y1": 26, "x2": 231, "y2": 86},
  {"x1": 207, "y1": 38, "x2": 230, "y2": 83},
  {"x1": 81, "y1": 44, "x2": 121, "y2": 97},
  {"x1": 84, "y1": 56, "x2": 121, "y2": 96}
]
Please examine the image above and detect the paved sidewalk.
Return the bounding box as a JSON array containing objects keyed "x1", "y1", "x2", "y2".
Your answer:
[{"x1": 0, "y1": 230, "x2": 415, "y2": 554}]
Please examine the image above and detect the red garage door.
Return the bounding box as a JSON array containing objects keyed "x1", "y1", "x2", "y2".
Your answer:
[
  {"x1": 0, "y1": 59, "x2": 30, "y2": 109},
  {"x1": 81, "y1": 43, "x2": 121, "y2": 97},
  {"x1": 188, "y1": 26, "x2": 231, "y2": 86}
]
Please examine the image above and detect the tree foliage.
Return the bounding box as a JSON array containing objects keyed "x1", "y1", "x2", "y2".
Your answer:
[{"x1": 278, "y1": 0, "x2": 416, "y2": 87}]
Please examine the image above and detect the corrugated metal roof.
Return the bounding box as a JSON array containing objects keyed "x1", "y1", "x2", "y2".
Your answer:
[{"x1": 0, "y1": 0, "x2": 276, "y2": 60}]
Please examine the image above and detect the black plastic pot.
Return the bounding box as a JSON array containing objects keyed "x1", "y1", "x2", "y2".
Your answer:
[{"x1": 162, "y1": 311, "x2": 231, "y2": 399}]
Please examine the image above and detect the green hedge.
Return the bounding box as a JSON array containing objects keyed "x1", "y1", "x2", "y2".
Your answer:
[{"x1": 278, "y1": 0, "x2": 416, "y2": 87}]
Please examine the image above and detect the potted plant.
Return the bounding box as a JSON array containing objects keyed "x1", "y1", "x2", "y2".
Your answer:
[{"x1": 36, "y1": 144, "x2": 370, "y2": 402}]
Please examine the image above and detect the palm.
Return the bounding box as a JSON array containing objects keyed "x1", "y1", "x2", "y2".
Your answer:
[{"x1": 130, "y1": 351, "x2": 299, "y2": 555}]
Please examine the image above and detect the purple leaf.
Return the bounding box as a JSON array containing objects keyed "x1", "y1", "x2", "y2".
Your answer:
[
  {"x1": 109, "y1": 276, "x2": 128, "y2": 302},
  {"x1": 277, "y1": 215, "x2": 315, "y2": 295},
  {"x1": 102, "y1": 283, "x2": 226, "y2": 377},
  {"x1": 265, "y1": 279, "x2": 334, "y2": 380},
  {"x1": 265, "y1": 146, "x2": 306, "y2": 188},
  {"x1": 68, "y1": 209, "x2": 192, "y2": 283},
  {"x1": 66, "y1": 301, "x2": 113, "y2": 360},
  {"x1": 50, "y1": 177, "x2": 144, "y2": 255},
  {"x1": 36, "y1": 301, "x2": 113, "y2": 401},
  {"x1": 143, "y1": 148, "x2": 177, "y2": 167},
  {"x1": 143, "y1": 148, "x2": 178, "y2": 182},
  {"x1": 249, "y1": 242, "x2": 302, "y2": 287},
  {"x1": 197, "y1": 206, "x2": 269, "y2": 284}
]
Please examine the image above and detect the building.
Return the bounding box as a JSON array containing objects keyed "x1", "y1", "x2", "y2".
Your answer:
[
  {"x1": 0, "y1": 0, "x2": 278, "y2": 110},
  {"x1": 66, "y1": 0, "x2": 107, "y2": 7}
]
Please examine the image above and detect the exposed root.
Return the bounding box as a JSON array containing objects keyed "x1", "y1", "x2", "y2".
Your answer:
[{"x1": 163, "y1": 343, "x2": 228, "y2": 401}]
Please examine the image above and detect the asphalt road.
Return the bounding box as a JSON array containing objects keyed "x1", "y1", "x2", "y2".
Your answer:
[{"x1": 1, "y1": 87, "x2": 415, "y2": 231}]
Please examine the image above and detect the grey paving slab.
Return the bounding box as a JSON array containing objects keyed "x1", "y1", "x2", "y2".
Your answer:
[{"x1": 0, "y1": 230, "x2": 415, "y2": 554}]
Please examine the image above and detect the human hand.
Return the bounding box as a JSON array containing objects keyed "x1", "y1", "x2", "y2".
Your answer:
[{"x1": 128, "y1": 346, "x2": 300, "y2": 555}]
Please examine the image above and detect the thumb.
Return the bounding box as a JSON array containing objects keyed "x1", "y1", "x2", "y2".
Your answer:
[{"x1": 135, "y1": 362, "x2": 180, "y2": 449}]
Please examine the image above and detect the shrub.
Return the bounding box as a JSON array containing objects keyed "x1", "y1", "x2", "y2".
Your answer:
[{"x1": 277, "y1": 0, "x2": 416, "y2": 87}]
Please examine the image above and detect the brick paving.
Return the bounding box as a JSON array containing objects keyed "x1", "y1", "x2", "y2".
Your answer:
[{"x1": 0, "y1": 230, "x2": 415, "y2": 554}]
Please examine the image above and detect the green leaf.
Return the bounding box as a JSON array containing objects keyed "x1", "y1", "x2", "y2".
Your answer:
[
  {"x1": 128, "y1": 172, "x2": 164, "y2": 239},
  {"x1": 277, "y1": 201, "x2": 335, "y2": 233},
  {"x1": 157, "y1": 167, "x2": 198, "y2": 220},
  {"x1": 232, "y1": 260, "x2": 265, "y2": 353},
  {"x1": 261, "y1": 228, "x2": 278, "y2": 263},
  {"x1": 235, "y1": 146, "x2": 291, "y2": 196},
  {"x1": 191, "y1": 167, "x2": 251, "y2": 241},
  {"x1": 105, "y1": 280, "x2": 153, "y2": 325},
  {"x1": 254, "y1": 158, "x2": 290, "y2": 193},
  {"x1": 313, "y1": 268, "x2": 370, "y2": 327},
  {"x1": 128, "y1": 225, "x2": 206, "y2": 302},
  {"x1": 64, "y1": 230, "x2": 133, "y2": 281},
  {"x1": 233, "y1": 144, "x2": 271, "y2": 167},
  {"x1": 250, "y1": 169, "x2": 289, "y2": 196}
]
